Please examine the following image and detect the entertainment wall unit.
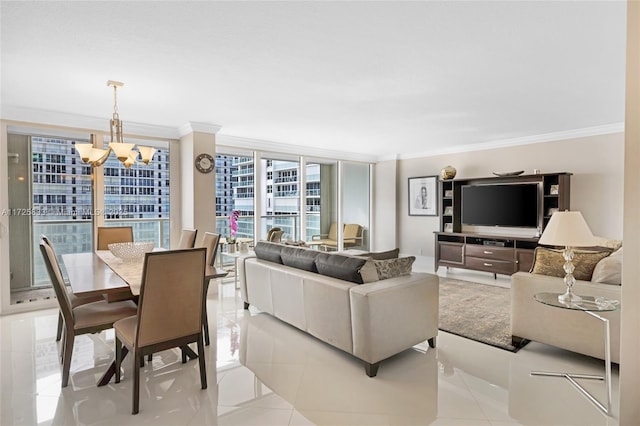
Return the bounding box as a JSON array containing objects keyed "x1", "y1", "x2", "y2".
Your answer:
[{"x1": 435, "y1": 172, "x2": 571, "y2": 277}]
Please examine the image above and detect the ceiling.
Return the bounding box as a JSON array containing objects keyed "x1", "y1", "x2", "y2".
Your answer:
[{"x1": 0, "y1": 1, "x2": 627, "y2": 161}]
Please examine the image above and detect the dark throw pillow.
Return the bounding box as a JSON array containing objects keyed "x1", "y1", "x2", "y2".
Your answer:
[
  {"x1": 315, "y1": 253, "x2": 367, "y2": 284},
  {"x1": 280, "y1": 246, "x2": 320, "y2": 272},
  {"x1": 254, "y1": 241, "x2": 284, "y2": 264}
]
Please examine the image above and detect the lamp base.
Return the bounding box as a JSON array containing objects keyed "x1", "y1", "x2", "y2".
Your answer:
[{"x1": 558, "y1": 290, "x2": 582, "y2": 304}]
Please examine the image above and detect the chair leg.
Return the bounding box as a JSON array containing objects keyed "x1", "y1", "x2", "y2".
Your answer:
[
  {"x1": 61, "y1": 333, "x2": 74, "y2": 387},
  {"x1": 203, "y1": 308, "x2": 210, "y2": 346},
  {"x1": 115, "y1": 337, "x2": 122, "y2": 383},
  {"x1": 56, "y1": 311, "x2": 63, "y2": 342},
  {"x1": 197, "y1": 334, "x2": 207, "y2": 390},
  {"x1": 132, "y1": 350, "x2": 141, "y2": 415}
]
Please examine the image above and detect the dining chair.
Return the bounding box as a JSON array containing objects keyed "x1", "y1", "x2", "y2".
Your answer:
[
  {"x1": 113, "y1": 248, "x2": 208, "y2": 414},
  {"x1": 97, "y1": 226, "x2": 134, "y2": 250},
  {"x1": 39, "y1": 240, "x2": 138, "y2": 387},
  {"x1": 196, "y1": 232, "x2": 221, "y2": 345},
  {"x1": 41, "y1": 235, "x2": 104, "y2": 343},
  {"x1": 177, "y1": 228, "x2": 198, "y2": 249}
]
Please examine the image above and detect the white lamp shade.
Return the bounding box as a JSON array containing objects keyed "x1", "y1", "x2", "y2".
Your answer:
[
  {"x1": 109, "y1": 142, "x2": 135, "y2": 162},
  {"x1": 538, "y1": 211, "x2": 596, "y2": 247},
  {"x1": 89, "y1": 148, "x2": 108, "y2": 163},
  {"x1": 75, "y1": 143, "x2": 94, "y2": 162},
  {"x1": 137, "y1": 146, "x2": 156, "y2": 165}
]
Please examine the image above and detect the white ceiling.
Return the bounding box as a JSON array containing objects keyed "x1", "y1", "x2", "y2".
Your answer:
[{"x1": 0, "y1": 1, "x2": 627, "y2": 161}]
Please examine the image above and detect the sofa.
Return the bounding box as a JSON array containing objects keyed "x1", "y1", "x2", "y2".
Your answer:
[
  {"x1": 511, "y1": 245, "x2": 622, "y2": 363},
  {"x1": 238, "y1": 241, "x2": 440, "y2": 377}
]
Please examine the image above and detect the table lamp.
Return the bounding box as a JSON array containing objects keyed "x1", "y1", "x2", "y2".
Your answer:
[{"x1": 538, "y1": 210, "x2": 596, "y2": 304}]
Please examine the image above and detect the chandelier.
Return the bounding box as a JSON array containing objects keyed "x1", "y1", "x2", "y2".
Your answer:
[{"x1": 76, "y1": 80, "x2": 155, "y2": 168}]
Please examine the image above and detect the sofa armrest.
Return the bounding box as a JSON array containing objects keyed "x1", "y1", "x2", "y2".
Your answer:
[{"x1": 349, "y1": 272, "x2": 439, "y2": 364}]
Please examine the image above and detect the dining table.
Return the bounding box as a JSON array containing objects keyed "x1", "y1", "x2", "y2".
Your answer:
[{"x1": 61, "y1": 250, "x2": 229, "y2": 386}]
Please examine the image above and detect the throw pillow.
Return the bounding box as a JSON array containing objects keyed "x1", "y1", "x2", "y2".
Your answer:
[
  {"x1": 254, "y1": 241, "x2": 284, "y2": 264},
  {"x1": 315, "y1": 253, "x2": 368, "y2": 284},
  {"x1": 358, "y1": 258, "x2": 380, "y2": 283},
  {"x1": 373, "y1": 256, "x2": 416, "y2": 280},
  {"x1": 591, "y1": 247, "x2": 623, "y2": 285},
  {"x1": 530, "y1": 247, "x2": 611, "y2": 281},
  {"x1": 356, "y1": 248, "x2": 400, "y2": 260},
  {"x1": 280, "y1": 246, "x2": 319, "y2": 272}
]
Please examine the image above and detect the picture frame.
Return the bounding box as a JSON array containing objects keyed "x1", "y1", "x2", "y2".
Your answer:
[
  {"x1": 549, "y1": 184, "x2": 559, "y2": 195},
  {"x1": 444, "y1": 206, "x2": 453, "y2": 216},
  {"x1": 408, "y1": 175, "x2": 438, "y2": 216}
]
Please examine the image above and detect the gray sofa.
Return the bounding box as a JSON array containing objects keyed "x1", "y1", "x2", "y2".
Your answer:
[{"x1": 238, "y1": 242, "x2": 440, "y2": 377}]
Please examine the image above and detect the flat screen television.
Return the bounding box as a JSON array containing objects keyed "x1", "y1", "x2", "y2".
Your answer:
[{"x1": 461, "y1": 183, "x2": 539, "y2": 228}]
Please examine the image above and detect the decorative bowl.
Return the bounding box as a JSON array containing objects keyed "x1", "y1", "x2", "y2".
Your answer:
[
  {"x1": 492, "y1": 170, "x2": 524, "y2": 177},
  {"x1": 108, "y1": 241, "x2": 154, "y2": 262}
]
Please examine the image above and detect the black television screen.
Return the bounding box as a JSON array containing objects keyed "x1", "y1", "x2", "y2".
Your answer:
[{"x1": 462, "y1": 183, "x2": 539, "y2": 227}]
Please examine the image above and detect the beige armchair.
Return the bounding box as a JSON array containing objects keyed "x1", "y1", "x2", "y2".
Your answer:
[
  {"x1": 311, "y1": 223, "x2": 363, "y2": 250},
  {"x1": 114, "y1": 248, "x2": 208, "y2": 414}
]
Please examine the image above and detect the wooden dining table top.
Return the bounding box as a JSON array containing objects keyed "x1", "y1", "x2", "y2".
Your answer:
[{"x1": 62, "y1": 250, "x2": 229, "y2": 297}]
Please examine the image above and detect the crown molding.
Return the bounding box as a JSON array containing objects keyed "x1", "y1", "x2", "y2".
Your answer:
[
  {"x1": 178, "y1": 122, "x2": 222, "y2": 137},
  {"x1": 216, "y1": 134, "x2": 378, "y2": 163},
  {"x1": 1, "y1": 105, "x2": 181, "y2": 139},
  {"x1": 397, "y1": 122, "x2": 625, "y2": 160}
]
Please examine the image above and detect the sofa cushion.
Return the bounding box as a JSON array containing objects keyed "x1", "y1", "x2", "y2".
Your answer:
[
  {"x1": 530, "y1": 247, "x2": 611, "y2": 281},
  {"x1": 373, "y1": 256, "x2": 416, "y2": 280},
  {"x1": 591, "y1": 247, "x2": 623, "y2": 285},
  {"x1": 254, "y1": 241, "x2": 284, "y2": 264},
  {"x1": 280, "y1": 246, "x2": 319, "y2": 272},
  {"x1": 315, "y1": 253, "x2": 368, "y2": 284},
  {"x1": 358, "y1": 258, "x2": 380, "y2": 283},
  {"x1": 356, "y1": 248, "x2": 400, "y2": 260}
]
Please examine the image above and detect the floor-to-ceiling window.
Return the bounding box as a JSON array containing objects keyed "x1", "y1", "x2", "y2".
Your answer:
[
  {"x1": 101, "y1": 137, "x2": 171, "y2": 248},
  {"x1": 215, "y1": 152, "x2": 255, "y2": 241},
  {"x1": 6, "y1": 130, "x2": 172, "y2": 305},
  {"x1": 342, "y1": 161, "x2": 371, "y2": 251}
]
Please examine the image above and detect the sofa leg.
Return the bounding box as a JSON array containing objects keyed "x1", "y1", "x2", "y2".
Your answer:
[
  {"x1": 243, "y1": 302, "x2": 250, "y2": 310},
  {"x1": 428, "y1": 337, "x2": 436, "y2": 348},
  {"x1": 511, "y1": 335, "x2": 526, "y2": 347},
  {"x1": 365, "y1": 362, "x2": 379, "y2": 377}
]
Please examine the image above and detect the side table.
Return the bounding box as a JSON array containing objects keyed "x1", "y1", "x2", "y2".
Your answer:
[{"x1": 532, "y1": 292, "x2": 620, "y2": 415}]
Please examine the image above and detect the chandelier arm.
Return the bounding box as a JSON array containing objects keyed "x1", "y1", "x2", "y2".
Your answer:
[{"x1": 92, "y1": 146, "x2": 113, "y2": 167}]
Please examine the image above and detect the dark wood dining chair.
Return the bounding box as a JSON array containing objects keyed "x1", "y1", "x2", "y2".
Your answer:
[
  {"x1": 41, "y1": 235, "x2": 104, "y2": 344},
  {"x1": 39, "y1": 240, "x2": 138, "y2": 387},
  {"x1": 177, "y1": 228, "x2": 198, "y2": 249},
  {"x1": 97, "y1": 226, "x2": 134, "y2": 250},
  {"x1": 196, "y1": 232, "x2": 221, "y2": 345},
  {"x1": 114, "y1": 248, "x2": 208, "y2": 414}
]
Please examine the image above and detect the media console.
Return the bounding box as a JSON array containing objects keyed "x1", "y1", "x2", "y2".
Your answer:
[{"x1": 435, "y1": 172, "x2": 571, "y2": 277}]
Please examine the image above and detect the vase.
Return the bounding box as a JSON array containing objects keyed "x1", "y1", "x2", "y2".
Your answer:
[
  {"x1": 440, "y1": 165, "x2": 457, "y2": 180},
  {"x1": 228, "y1": 242, "x2": 236, "y2": 253}
]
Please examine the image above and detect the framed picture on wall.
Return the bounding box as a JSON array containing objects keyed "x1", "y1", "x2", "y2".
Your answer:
[{"x1": 408, "y1": 175, "x2": 438, "y2": 216}]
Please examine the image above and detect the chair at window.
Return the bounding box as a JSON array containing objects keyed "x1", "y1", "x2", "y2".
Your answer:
[
  {"x1": 41, "y1": 235, "x2": 104, "y2": 344},
  {"x1": 39, "y1": 240, "x2": 138, "y2": 387},
  {"x1": 177, "y1": 228, "x2": 198, "y2": 249},
  {"x1": 113, "y1": 248, "x2": 208, "y2": 414},
  {"x1": 196, "y1": 232, "x2": 220, "y2": 345},
  {"x1": 266, "y1": 227, "x2": 284, "y2": 242},
  {"x1": 97, "y1": 226, "x2": 134, "y2": 250}
]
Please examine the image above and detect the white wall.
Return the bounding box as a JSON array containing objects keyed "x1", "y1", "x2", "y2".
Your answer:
[{"x1": 395, "y1": 133, "x2": 624, "y2": 259}]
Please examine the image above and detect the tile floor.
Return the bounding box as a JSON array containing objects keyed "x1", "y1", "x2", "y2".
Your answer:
[{"x1": 1, "y1": 269, "x2": 619, "y2": 425}]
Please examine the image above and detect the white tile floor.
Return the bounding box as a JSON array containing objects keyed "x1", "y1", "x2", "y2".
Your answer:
[{"x1": 1, "y1": 273, "x2": 620, "y2": 425}]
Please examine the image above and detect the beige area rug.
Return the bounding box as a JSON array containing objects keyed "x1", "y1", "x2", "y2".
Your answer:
[{"x1": 439, "y1": 278, "x2": 529, "y2": 352}]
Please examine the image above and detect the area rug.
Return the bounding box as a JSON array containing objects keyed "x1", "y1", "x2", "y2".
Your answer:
[{"x1": 439, "y1": 278, "x2": 529, "y2": 352}]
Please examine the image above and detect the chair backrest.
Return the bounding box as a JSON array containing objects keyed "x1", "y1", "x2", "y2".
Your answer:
[
  {"x1": 178, "y1": 229, "x2": 198, "y2": 249},
  {"x1": 268, "y1": 230, "x2": 284, "y2": 242},
  {"x1": 198, "y1": 232, "x2": 221, "y2": 266},
  {"x1": 266, "y1": 227, "x2": 282, "y2": 242},
  {"x1": 344, "y1": 224, "x2": 363, "y2": 239},
  {"x1": 327, "y1": 223, "x2": 338, "y2": 241},
  {"x1": 39, "y1": 240, "x2": 74, "y2": 326},
  {"x1": 97, "y1": 226, "x2": 134, "y2": 250},
  {"x1": 136, "y1": 248, "x2": 207, "y2": 348}
]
